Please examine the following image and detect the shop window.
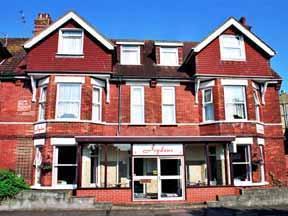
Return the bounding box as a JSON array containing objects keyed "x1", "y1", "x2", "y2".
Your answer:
[
  {"x1": 208, "y1": 146, "x2": 226, "y2": 185},
  {"x1": 53, "y1": 146, "x2": 77, "y2": 186}
]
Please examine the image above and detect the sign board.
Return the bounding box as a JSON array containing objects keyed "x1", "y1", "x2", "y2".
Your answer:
[
  {"x1": 34, "y1": 123, "x2": 47, "y2": 134},
  {"x1": 256, "y1": 124, "x2": 264, "y2": 134},
  {"x1": 133, "y1": 144, "x2": 183, "y2": 156}
]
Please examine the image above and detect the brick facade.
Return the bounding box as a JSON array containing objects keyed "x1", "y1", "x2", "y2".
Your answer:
[{"x1": 0, "y1": 11, "x2": 286, "y2": 204}]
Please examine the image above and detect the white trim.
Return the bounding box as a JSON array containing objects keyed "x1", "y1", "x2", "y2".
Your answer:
[
  {"x1": 193, "y1": 17, "x2": 275, "y2": 56},
  {"x1": 91, "y1": 78, "x2": 105, "y2": 87},
  {"x1": 234, "y1": 181, "x2": 269, "y2": 187},
  {"x1": 55, "y1": 76, "x2": 85, "y2": 83},
  {"x1": 235, "y1": 137, "x2": 253, "y2": 145},
  {"x1": 221, "y1": 79, "x2": 248, "y2": 86},
  {"x1": 120, "y1": 45, "x2": 141, "y2": 65},
  {"x1": 116, "y1": 41, "x2": 144, "y2": 45},
  {"x1": 31, "y1": 185, "x2": 77, "y2": 190},
  {"x1": 199, "y1": 80, "x2": 215, "y2": 89},
  {"x1": 257, "y1": 138, "x2": 265, "y2": 145},
  {"x1": 33, "y1": 139, "x2": 45, "y2": 146},
  {"x1": 0, "y1": 122, "x2": 34, "y2": 125},
  {"x1": 24, "y1": 11, "x2": 114, "y2": 50},
  {"x1": 154, "y1": 42, "x2": 183, "y2": 47},
  {"x1": 38, "y1": 77, "x2": 50, "y2": 86},
  {"x1": 51, "y1": 138, "x2": 77, "y2": 146}
]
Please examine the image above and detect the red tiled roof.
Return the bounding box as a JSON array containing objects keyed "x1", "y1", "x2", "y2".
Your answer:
[{"x1": 0, "y1": 38, "x2": 28, "y2": 75}]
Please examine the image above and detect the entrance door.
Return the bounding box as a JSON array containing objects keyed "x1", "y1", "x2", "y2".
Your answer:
[{"x1": 132, "y1": 156, "x2": 184, "y2": 201}]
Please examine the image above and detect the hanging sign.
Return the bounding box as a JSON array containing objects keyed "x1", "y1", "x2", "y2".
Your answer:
[{"x1": 133, "y1": 144, "x2": 183, "y2": 156}]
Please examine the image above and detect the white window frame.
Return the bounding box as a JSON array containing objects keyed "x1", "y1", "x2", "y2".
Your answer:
[
  {"x1": 161, "y1": 86, "x2": 176, "y2": 124},
  {"x1": 38, "y1": 86, "x2": 47, "y2": 121},
  {"x1": 130, "y1": 86, "x2": 145, "y2": 124},
  {"x1": 57, "y1": 28, "x2": 84, "y2": 55},
  {"x1": 224, "y1": 86, "x2": 247, "y2": 121},
  {"x1": 52, "y1": 145, "x2": 77, "y2": 188},
  {"x1": 232, "y1": 144, "x2": 252, "y2": 186},
  {"x1": 55, "y1": 83, "x2": 82, "y2": 120},
  {"x1": 159, "y1": 47, "x2": 179, "y2": 66},
  {"x1": 92, "y1": 87, "x2": 102, "y2": 122},
  {"x1": 120, "y1": 45, "x2": 141, "y2": 65},
  {"x1": 253, "y1": 90, "x2": 261, "y2": 121},
  {"x1": 219, "y1": 35, "x2": 246, "y2": 61},
  {"x1": 202, "y1": 88, "x2": 214, "y2": 122}
]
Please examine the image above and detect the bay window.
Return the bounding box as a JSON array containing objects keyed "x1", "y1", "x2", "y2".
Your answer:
[
  {"x1": 58, "y1": 29, "x2": 84, "y2": 55},
  {"x1": 162, "y1": 87, "x2": 176, "y2": 124},
  {"x1": 202, "y1": 88, "x2": 214, "y2": 121},
  {"x1": 219, "y1": 35, "x2": 246, "y2": 61},
  {"x1": 130, "y1": 86, "x2": 145, "y2": 124},
  {"x1": 38, "y1": 86, "x2": 47, "y2": 121},
  {"x1": 224, "y1": 86, "x2": 247, "y2": 120},
  {"x1": 53, "y1": 146, "x2": 77, "y2": 187},
  {"x1": 56, "y1": 83, "x2": 81, "y2": 120},
  {"x1": 120, "y1": 45, "x2": 140, "y2": 65},
  {"x1": 92, "y1": 87, "x2": 102, "y2": 122}
]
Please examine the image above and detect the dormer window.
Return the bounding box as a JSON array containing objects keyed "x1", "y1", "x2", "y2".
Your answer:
[
  {"x1": 219, "y1": 35, "x2": 246, "y2": 61},
  {"x1": 58, "y1": 29, "x2": 84, "y2": 55},
  {"x1": 160, "y1": 47, "x2": 179, "y2": 66},
  {"x1": 120, "y1": 45, "x2": 140, "y2": 65}
]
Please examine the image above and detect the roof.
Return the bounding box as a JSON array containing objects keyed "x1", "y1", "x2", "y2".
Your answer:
[
  {"x1": 24, "y1": 11, "x2": 114, "y2": 50},
  {"x1": 0, "y1": 38, "x2": 27, "y2": 75},
  {"x1": 75, "y1": 136, "x2": 236, "y2": 143},
  {"x1": 113, "y1": 40, "x2": 198, "y2": 79},
  {"x1": 192, "y1": 17, "x2": 276, "y2": 57}
]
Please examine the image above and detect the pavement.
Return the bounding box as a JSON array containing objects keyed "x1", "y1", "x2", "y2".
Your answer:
[{"x1": 1, "y1": 206, "x2": 288, "y2": 216}]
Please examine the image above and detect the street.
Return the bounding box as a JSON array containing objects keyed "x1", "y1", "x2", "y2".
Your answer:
[{"x1": 1, "y1": 206, "x2": 288, "y2": 216}]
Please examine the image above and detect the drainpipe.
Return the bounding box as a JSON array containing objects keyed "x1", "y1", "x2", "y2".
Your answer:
[
  {"x1": 30, "y1": 75, "x2": 36, "y2": 102},
  {"x1": 117, "y1": 77, "x2": 122, "y2": 136}
]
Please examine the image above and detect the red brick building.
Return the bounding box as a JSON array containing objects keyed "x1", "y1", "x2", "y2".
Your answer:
[{"x1": 0, "y1": 11, "x2": 286, "y2": 203}]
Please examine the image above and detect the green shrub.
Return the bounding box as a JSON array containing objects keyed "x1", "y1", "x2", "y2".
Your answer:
[{"x1": 0, "y1": 169, "x2": 29, "y2": 200}]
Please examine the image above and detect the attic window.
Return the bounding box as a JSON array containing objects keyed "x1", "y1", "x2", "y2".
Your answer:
[
  {"x1": 160, "y1": 47, "x2": 179, "y2": 66},
  {"x1": 219, "y1": 35, "x2": 246, "y2": 61},
  {"x1": 58, "y1": 29, "x2": 84, "y2": 55},
  {"x1": 120, "y1": 45, "x2": 140, "y2": 65}
]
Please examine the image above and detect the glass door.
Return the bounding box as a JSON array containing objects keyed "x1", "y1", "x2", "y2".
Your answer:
[
  {"x1": 132, "y1": 156, "x2": 184, "y2": 201},
  {"x1": 159, "y1": 157, "x2": 184, "y2": 200}
]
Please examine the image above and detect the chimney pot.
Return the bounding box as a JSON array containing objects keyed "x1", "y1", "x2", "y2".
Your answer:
[
  {"x1": 33, "y1": 13, "x2": 52, "y2": 36},
  {"x1": 239, "y1": 16, "x2": 251, "y2": 31}
]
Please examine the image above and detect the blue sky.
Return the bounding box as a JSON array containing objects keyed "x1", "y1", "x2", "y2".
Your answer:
[{"x1": 1, "y1": 0, "x2": 287, "y2": 91}]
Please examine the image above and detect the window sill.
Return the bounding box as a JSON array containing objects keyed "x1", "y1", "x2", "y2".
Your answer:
[
  {"x1": 129, "y1": 123, "x2": 146, "y2": 126},
  {"x1": 199, "y1": 120, "x2": 264, "y2": 125},
  {"x1": 156, "y1": 64, "x2": 180, "y2": 67},
  {"x1": 31, "y1": 184, "x2": 77, "y2": 190},
  {"x1": 160, "y1": 123, "x2": 178, "y2": 127},
  {"x1": 119, "y1": 63, "x2": 142, "y2": 66},
  {"x1": 234, "y1": 181, "x2": 269, "y2": 187},
  {"x1": 221, "y1": 58, "x2": 246, "y2": 62},
  {"x1": 56, "y1": 53, "x2": 84, "y2": 58}
]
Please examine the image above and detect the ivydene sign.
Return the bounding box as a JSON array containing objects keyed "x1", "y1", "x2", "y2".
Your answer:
[{"x1": 133, "y1": 144, "x2": 183, "y2": 156}]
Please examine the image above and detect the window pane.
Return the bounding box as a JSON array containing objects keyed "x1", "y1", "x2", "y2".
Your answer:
[
  {"x1": 121, "y1": 46, "x2": 139, "y2": 65},
  {"x1": 160, "y1": 159, "x2": 180, "y2": 175},
  {"x1": 161, "y1": 179, "x2": 182, "y2": 198},
  {"x1": 162, "y1": 105, "x2": 175, "y2": 124},
  {"x1": 57, "y1": 166, "x2": 76, "y2": 185},
  {"x1": 92, "y1": 104, "x2": 101, "y2": 122},
  {"x1": 204, "y1": 89, "x2": 212, "y2": 103},
  {"x1": 39, "y1": 104, "x2": 45, "y2": 120},
  {"x1": 40, "y1": 87, "x2": 47, "y2": 102},
  {"x1": 232, "y1": 145, "x2": 249, "y2": 163},
  {"x1": 61, "y1": 30, "x2": 82, "y2": 55},
  {"x1": 93, "y1": 88, "x2": 100, "y2": 103},
  {"x1": 205, "y1": 103, "x2": 214, "y2": 121},
  {"x1": 58, "y1": 146, "x2": 77, "y2": 164},
  {"x1": 131, "y1": 105, "x2": 144, "y2": 123},
  {"x1": 131, "y1": 88, "x2": 143, "y2": 105},
  {"x1": 161, "y1": 48, "x2": 178, "y2": 66},
  {"x1": 57, "y1": 102, "x2": 80, "y2": 119},
  {"x1": 223, "y1": 47, "x2": 242, "y2": 59},
  {"x1": 222, "y1": 36, "x2": 241, "y2": 47},
  {"x1": 134, "y1": 158, "x2": 157, "y2": 176},
  {"x1": 162, "y1": 88, "x2": 175, "y2": 105}
]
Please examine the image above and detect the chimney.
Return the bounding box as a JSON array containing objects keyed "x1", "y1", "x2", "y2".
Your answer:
[
  {"x1": 239, "y1": 16, "x2": 251, "y2": 30},
  {"x1": 33, "y1": 13, "x2": 52, "y2": 35}
]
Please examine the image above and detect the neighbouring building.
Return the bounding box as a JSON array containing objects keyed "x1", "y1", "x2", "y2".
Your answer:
[{"x1": 0, "y1": 11, "x2": 286, "y2": 204}]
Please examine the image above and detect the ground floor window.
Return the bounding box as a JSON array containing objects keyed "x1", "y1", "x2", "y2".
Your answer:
[
  {"x1": 81, "y1": 144, "x2": 131, "y2": 188},
  {"x1": 185, "y1": 144, "x2": 227, "y2": 186},
  {"x1": 231, "y1": 144, "x2": 252, "y2": 184},
  {"x1": 53, "y1": 146, "x2": 77, "y2": 186}
]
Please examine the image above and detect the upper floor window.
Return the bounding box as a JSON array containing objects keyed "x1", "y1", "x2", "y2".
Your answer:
[
  {"x1": 120, "y1": 45, "x2": 140, "y2": 65},
  {"x1": 160, "y1": 47, "x2": 179, "y2": 66},
  {"x1": 202, "y1": 88, "x2": 214, "y2": 121},
  {"x1": 130, "y1": 86, "x2": 144, "y2": 124},
  {"x1": 219, "y1": 35, "x2": 245, "y2": 61},
  {"x1": 253, "y1": 90, "x2": 261, "y2": 121},
  {"x1": 56, "y1": 83, "x2": 81, "y2": 120},
  {"x1": 38, "y1": 86, "x2": 47, "y2": 121},
  {"x1": 224, "y1": 86, "x2": 247, "y2": 120},
  {"x1": 58, "y1": 29, "x2": 84, "y2": 55},
  {"x1": 92, "y1": 87, "x2": 102, "y2": 122},
  {"x1": 162, "y1": 87, "x2": 176, "y2": 124}
]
